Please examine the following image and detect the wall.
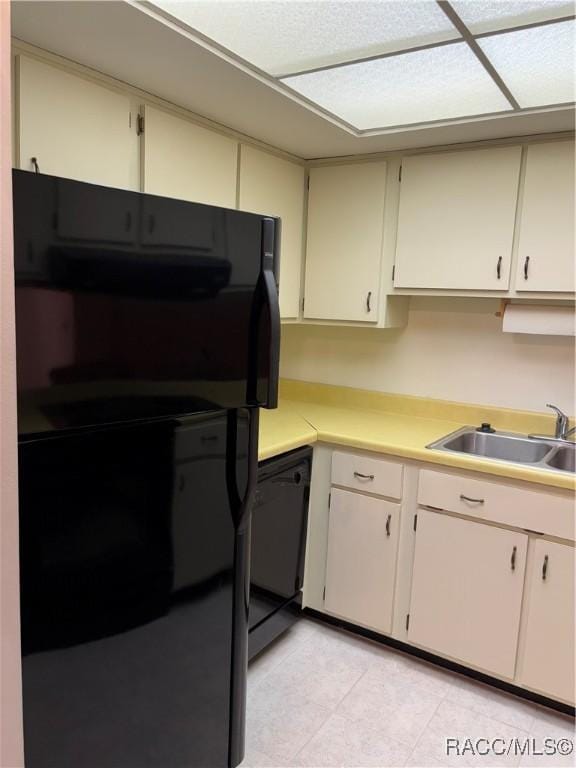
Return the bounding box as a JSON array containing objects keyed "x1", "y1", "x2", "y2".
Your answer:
[
  {"x1": 280, "y1": 298, "x2": 576, "y2": 414},
  {"x1": 1, "y1": 2, "x2": 24, "y2": 765}
]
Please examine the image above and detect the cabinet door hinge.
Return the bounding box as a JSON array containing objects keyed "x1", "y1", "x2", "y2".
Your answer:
[
  {"x1": 413, "y1": 514, "x2": 418, "y2": 532},
  {"x1": 328, "y1": 492, "x2": 331, "y2": 508},
  {"x1": 136, "y1": 114, "x2": 145, "y2": 136},
  {"x1": 406, "y1": 613, "x2": 410, "y2": 631},
  {"x1": 398, "y1": 165, "x2": 402, "y2": 182}
]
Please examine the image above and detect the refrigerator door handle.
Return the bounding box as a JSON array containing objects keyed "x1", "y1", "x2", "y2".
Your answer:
[
  {"x1": 261, "y1": 267, "x2": 280, "y2": 409},
  {"x1": 226, "y1": 408, "x2": 259, "y2": 531},
  {"x1": 247, "y1": 217, "x2": 280, "y2": 409}
]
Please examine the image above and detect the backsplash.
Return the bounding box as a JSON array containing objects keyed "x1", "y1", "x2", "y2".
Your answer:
[{"x1": 280, "y1": 298, "x2": 575, "y2": 414}]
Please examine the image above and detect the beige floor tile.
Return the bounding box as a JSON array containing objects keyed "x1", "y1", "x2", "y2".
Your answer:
[
  {"x1": 296, "y1": 713, "x2": 411, "y2": 768},
  {"x1": 336, "y1": 667, "x2": 443, "y2": 747},
  {"x1": 530, "y1": 708, "x2": 576, "y2": 741},
  {"x1": 247, "y1": 679, "x2": 331, "y2": 762},
  {"x1": 370, "y1": 652, "x2": 462, "y2": 699},
  {"x1": 414, "y1": 699, "x2": 529, "y2": 767},
  {"x1": 447, "y1": 677, "x2": 541, "y2": 731},
  {"x1": 518, "y1": 735, "x2": 576, "y2": 767},
  {"x1": 258, "y1": 636, "x2": 370, "y2": 710}
]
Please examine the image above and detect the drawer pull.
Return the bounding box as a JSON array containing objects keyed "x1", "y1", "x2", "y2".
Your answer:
[
  {"x1": 496, "y1": 255, "x2": 502, "y2": 280},
  {"x1": 385, "y1": 514, "x2": 391, "y2": 537},
  {"x1": 511, "y1": 546, "x2": 517, "y2": 571},
  {"x1": 542, "y1": 554, "x2": 549, "y2": 581},
  {"x1": 524, "y1": 255, "x2": 530, "y2": 280},
  {"x1": 353, "y1": 472, "x2": 374, "y2": 480},
  {"x1": 459, "y1": 494, "x2": 485, "y2": 504}
]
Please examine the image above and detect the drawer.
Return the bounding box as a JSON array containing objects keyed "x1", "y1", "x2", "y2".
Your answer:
[
  {"x1": 418, "y1": 469, "x2": 574, "y2": 540},
  {"x1": 331, "y1": 451, "x2": 403, "y2": 499}
]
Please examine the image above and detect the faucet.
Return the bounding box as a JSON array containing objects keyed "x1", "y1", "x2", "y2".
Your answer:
[{"x1": 529, "y1": 404, "x2": 575, "y2": 443}]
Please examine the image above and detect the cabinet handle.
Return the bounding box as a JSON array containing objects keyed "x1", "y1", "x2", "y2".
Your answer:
[
  {"x1": 511, "y1": 545, "x2": 517, "y2": 571},
  {"x1": 524, "y1": 256, "x2": 530, "y2": 280},
  {"x1": 353, "y1": 471, "x2": 374, "y2": 480},
  {"x1": 542, "y1": 554, "x2": 548, "y2": 581},
  {"x1": 31, "y1": 157, "x2": 40, "y2": 174},
  {"x1": 459, "y1": 494, "x2": 485, "y2": 504},
  {"x1": 496, "y1": 256, "x2": 502, "y2": 280},
  {"x1": 385, "y1": 514, "x2": 391, "y2": 537},
  {"x1": 366, "y1": 291, "x2": 372, "y2": 312}
]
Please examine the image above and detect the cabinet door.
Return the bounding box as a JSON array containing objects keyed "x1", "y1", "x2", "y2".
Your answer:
[
  {"x1": 394, "y1": 147, "x2": 521, "y2": 290},
  {"x1": 239, "y1": 145, "x2": 305, "y2": 319},
  {"x1": 515, "y1": 142, "x2": 575, "y2": 293},
  {"x1": 519, "y1": 540, "x2": 575, "y2": 703},
  {"x1": 324, "y1": 488, "x2": 399, "y2": 634},
  {"x1": 408, "y1": 510, "x2": 527, "y2": 679},
  {"x1": 142, "y1": 105, "x2": 237, "y2": 208},
  {"x1": 17, "y1": 55, "x2": 134, "y2": 188},
  {"x1": 304, "y1": 162, "x2": 386, "y2": 322}
]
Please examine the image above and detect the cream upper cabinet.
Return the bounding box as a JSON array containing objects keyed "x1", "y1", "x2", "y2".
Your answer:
[
  {"x1": 239, "y1": 145, "x2": 305, "y2": 319},
  {"x1": 142, "y1": 105, "x2": 237, "y2": 208},
  {"x1": 394, "y1": 147, "x2": 522, "y2": 290},
  {"x1": 519, "y1": 540, "x2": 575, "y2": 703},
  {"x1": 17, "y1": 55, "x2": 134, "y2": 189},
  {"x1": 408, "y1": 510, "x2": 527, "y2": 679},
  {"x1": 324, "y1": 488, "x2": 400, "y2": 634},
  {"x1": 515, "y1": 142, "x2": 575, "y2": 293},
  {"x1": 304, "y1": 162, "x2": 387, "y2": 322}
]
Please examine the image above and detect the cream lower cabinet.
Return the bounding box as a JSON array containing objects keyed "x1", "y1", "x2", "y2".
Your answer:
[
  {"x1": 324, "y1": 488, "x2": 399, "y2": 634},
  {"x1": 519, "y1": 540, "x2": 575, "y2": 703},
  {"x1": 408, "y1": 510, "x2": 527, "y2": 679}
]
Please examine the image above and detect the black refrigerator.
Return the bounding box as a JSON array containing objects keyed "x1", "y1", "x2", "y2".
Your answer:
[{"x1": 12, "y1": 169, "x2": 280, "y2": 768}]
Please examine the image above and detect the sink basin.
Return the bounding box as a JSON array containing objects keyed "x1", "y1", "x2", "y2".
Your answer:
[
  {"x1": 546, "y1": 445, "x2": 576, "y2": 473},
  {"x1": 438, "y1": 431, "x2": 552, "y2": 464}
]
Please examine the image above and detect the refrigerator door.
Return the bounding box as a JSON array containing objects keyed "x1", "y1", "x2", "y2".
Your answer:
[
  {"x1": 19, "y1": 408, "x2": 256, "y2": 768},
  {"x1": 13, "y1": 170, "x2": 280, "y2": 437}
]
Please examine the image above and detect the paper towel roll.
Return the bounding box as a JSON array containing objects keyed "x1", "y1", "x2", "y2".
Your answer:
[{"x1": 502, "y1": 304, "x2": 575, "y2": 336}]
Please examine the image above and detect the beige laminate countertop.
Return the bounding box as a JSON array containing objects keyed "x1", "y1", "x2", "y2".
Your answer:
[{"x1": 258, "y1": 381, "x2": 576, "y2": 492}]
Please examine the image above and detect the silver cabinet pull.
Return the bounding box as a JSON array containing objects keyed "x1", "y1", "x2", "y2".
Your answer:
[
  {"x1": 496, "y1": 256, "x2": 502, "y2": 280},
  {"x1": 353, "y1": 471, "x2": 374, "y2": 480},
  {"x1": 524, "y1": 255, "x2": 530, "y2": 280},
  {"x1": 366, "y1": 291, "x2": 372, "y2": 312},
  {"x1": 542, "y1": 554, "x2": 549, "y2": 581},
  {"x1": 511, "y1": 546, "x2": 517, "y2": 571},
  {"x1": 459, "y1": 494, "x2": 485, "y2": 504},
  {"x1": 31, "y1": 157, "x2": 40, "y2": 174},
  {"x1": 385, "y1": 514, "x2": 391, "y2": 537}
]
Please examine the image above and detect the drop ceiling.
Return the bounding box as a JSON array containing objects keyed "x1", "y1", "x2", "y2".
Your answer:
[{"x1": 10, "y1": 0, "x2": 576, "y2": 159}]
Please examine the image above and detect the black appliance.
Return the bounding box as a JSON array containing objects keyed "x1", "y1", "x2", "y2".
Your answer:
[
  {"x1": 249, "y1": 447, "x2": 312, "y2": 659},
  {"x1": 13, "y1": 169, "x2": 280, "y2": 768}
]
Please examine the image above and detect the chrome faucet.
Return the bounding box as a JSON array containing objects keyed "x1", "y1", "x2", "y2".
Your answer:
[{"x1": 529, "y1": 404, "x2": 575, "y2": 443}]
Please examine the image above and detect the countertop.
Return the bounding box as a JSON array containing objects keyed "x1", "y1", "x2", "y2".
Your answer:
[{"x1": 258, "y1": 380, "x2": 575, "y2": 491}]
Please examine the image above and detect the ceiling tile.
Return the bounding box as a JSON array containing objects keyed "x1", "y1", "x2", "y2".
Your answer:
[
  {"x1": 284, "y1": 42, "x2": 512, "y2": 130},
  {"x1": 451, "y1": 1, "x2": 574, "y2": 35},
  {"x1": 151, "y1": 0, "x2": 459, "y2": 76},
  {"x1": 478, "y1": 20, "x2": 576, "y2": 107}
]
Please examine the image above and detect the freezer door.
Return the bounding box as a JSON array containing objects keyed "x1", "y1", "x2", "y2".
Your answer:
[
  {"x1": 13, "y1": 170, "x2": 280, "y2": 437},
  {"x1": 19, "y1": 408, "x2": 256, "y2": 768}
]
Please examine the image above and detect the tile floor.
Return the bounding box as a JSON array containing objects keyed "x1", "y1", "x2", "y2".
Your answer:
[{"x1": 243, "y1": 618, "x2": 575, "y2": 768}]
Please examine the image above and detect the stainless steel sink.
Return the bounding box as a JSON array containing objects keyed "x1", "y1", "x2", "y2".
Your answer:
[
  {"x1": 546, "y1": 445, "x2": 576, "y2": 473},
  {"x1": 438, "y1": 431, "x2": 551, "y2": 464},
  {"x1": 427, "y1": 426, "x2": 575, "y2": 474}
]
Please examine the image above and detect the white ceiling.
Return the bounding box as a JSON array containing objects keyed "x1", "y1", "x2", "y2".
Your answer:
[{"x1": 10, "y1": 0, "x2": 576, "y2": 159}]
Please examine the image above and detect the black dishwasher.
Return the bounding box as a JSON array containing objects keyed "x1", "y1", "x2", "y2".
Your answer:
[{"x1": 249, "y1": 446, "x2": 312, "y2": 659}]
